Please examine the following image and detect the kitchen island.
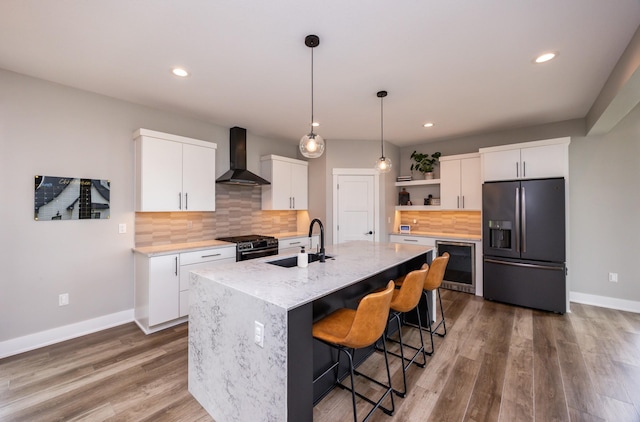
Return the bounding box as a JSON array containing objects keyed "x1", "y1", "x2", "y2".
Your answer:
[{"x1": 188, "y1": 240, "x2": 432, "y2": 422}]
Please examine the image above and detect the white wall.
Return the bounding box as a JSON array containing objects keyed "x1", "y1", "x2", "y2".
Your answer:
[
  {"x1": 569, "y1": 102, "x2": 640, "y2": 304},
  {"x1": 0, "y1": 69, "x2": 294, "y2": 349}
]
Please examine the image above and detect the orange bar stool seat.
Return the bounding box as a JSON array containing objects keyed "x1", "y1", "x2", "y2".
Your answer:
[{"x1": 312, "y1": 281, "x2": 396, "y2": 422}]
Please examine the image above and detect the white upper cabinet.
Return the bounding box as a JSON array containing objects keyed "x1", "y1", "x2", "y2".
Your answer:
[
  {"x1": 134, "y1": 129, "x2": 217, "y2": 212},
  {"x1": 480, "y1": 137, "x2": 570, "y2": 182},
  {"x1": 261, "y1": 155, "x2": 308, "y2": 210},
  {"x1": 440, "y1": 153, "x2": 481, "y2": 210}
]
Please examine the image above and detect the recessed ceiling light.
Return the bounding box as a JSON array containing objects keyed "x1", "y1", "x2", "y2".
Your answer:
[
  {"x1": 172, "y1": 68, "x2": 189, "y2": 77},
  {"x1": 534, "y1": 52, "x2": 557, "y2": 64},
  {"x1": 423, "y1": 122, "x2": 434, "y2": 128}
]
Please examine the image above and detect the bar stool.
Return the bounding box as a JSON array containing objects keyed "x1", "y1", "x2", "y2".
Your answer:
[
  {"x1": 396, "y1": 253, "x2": 450, "y2": 355},
  {"x1": 383, "y1": 266, "x2": 429, "y2": 398},
  {"x1": 312, "y1": 281, "x2": 395, "y2": 422}
]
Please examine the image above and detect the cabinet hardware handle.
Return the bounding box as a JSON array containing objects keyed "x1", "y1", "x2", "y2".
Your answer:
[
  {"x1": 175, "y1": 256, "x2": 178, "y2": 276},
  {"x1": 523, "y1": 161, "x2": 526, "y2": 178},
  {"x1": 365, "y1": 231, "x2": 373, "y2": 235},
  {"x1": 185, "y1": 193, "x2": 188, "y2": 210},
  {"x1": 201, "y1": 253, "x2": 221, "y2": 258},
  {"x1": 293, "y1": 197, "x2": 295, "y2": 209},
  {"x1": 521, "y1": 187, "x2": 526, "y2": 253},
  {"x1": 485, "y1": 258, "x2": 563, "y2": 271},
  {"x1": 515, "y1": 187, "x2": 520, "y2": 253},
  {"x1": 457, "y1": 196, "x2": 460, "y2": 208},
  {"x1": 290, "y1": 241, "x2": 301, "y2": 245},
  {"x1": 289, "y1": 197, "x2": 292, "y2": 209},
  {"x1": 404, "y1": 238, "x2": 418, "y2": 242},
  {"x1": 462, "y1": 196, "x2": 465, "y2": 209},
  {"x1": 178, "y1": 193, "x2": 182, "y2": 210},
  {"x1": 516, "y1": 162, "x2": 519, "y2": 178}
]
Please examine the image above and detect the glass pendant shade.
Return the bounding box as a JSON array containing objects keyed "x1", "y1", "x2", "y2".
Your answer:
[
  {"x1": 299, "y1": 132, "x2": 325, "y2": 158},
  {"x1": 375, "y1": 155, "x2": 392, "y2": 173}
]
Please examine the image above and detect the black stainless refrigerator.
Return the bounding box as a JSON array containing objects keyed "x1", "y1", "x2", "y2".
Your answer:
[{"x1": 483, "y1": 177, "x2": 566, "y2": 313}]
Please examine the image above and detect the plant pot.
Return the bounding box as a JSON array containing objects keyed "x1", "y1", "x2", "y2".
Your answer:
[{"x1": 424, "y1": 172, "x2": 434, "y2": 180}]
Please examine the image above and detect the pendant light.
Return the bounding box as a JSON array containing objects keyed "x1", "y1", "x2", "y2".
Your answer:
[
  {"x1": 374, "y1": 90, "x2": 392, "y2": 173},
  {"x1": 299, "y1": 35, "x2": 325, "y2": 158}
]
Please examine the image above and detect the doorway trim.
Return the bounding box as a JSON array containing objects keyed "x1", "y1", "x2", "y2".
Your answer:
[{"x1": 332, "y1": 168, "x2": 381, "y2": 243}]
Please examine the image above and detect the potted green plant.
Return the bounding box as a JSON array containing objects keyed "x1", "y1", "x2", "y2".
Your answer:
[{"x1": 410, "y1": 151, "x2": 441, "y2": 179}]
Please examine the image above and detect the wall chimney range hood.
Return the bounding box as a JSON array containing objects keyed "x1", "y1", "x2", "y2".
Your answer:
[{"x1": 216, "y1": 127, "x2": 270, "y2": 186}]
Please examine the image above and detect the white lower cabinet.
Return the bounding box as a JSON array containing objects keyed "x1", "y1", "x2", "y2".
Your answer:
[
  {"x1": 278, "y1": 235, "x2": 319, "y2": 255},
  {"x1": 178, "y1": 247, "x2": 235, "y2": 317},
  {"x1": 389, "y1": 234, "x2": 436, "y2": 247},
  {"x1": 135, "y1": 245, "x2": 235, "y2": 334}
]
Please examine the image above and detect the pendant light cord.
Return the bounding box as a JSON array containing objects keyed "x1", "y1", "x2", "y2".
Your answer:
[
  {"x1": 310, "y1": 47, "x2": 315, "y2": 134},
  {"x1": 380, "y1": 94, "x2": 385, "y2": 158}
]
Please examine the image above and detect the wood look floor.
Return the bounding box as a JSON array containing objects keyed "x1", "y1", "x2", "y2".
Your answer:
[{"x1": 2, "y1": 290, "x2": 640, "y2": 421}]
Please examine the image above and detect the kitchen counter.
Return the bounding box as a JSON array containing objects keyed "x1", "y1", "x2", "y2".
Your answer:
[
  {"x1": 392, "y1": 231, "x2": 481, "y2": 241},
  {"x1": 132, "y1": 240, "x2": 234, "y2": 257},
  {"x1": 188, "y1": 240, "x2": 432, "y2": 422}
]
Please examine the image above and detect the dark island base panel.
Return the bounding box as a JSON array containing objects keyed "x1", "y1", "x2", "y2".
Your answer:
[{"x1": 285, "y1": 253, "x2": 431, "y2": 417}]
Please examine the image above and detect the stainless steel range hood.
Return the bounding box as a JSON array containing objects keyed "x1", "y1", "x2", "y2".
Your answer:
[{"x1": 216, "y1": 126, "x2": 270, "y2": 186}]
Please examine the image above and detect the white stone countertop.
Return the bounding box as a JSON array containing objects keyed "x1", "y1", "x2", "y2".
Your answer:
[
  {"x1": 392, "y1": 231, "x2": 481, "y2": 241},
  {"x1": 132, "y1": 240, "x2": 234, "y2": 257},
  {"x1": 191, "y1": 240, "x2": 433, "y2": 311}
]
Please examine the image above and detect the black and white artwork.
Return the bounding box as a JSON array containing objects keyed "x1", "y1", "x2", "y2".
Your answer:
[{"x1": 34, "y1": 175, "x2": 110, "y2": 221}]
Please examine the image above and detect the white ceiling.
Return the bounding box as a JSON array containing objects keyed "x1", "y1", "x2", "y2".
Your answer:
[{"x1": 1, "y1": 1, "x2": 639, "y2": 147}]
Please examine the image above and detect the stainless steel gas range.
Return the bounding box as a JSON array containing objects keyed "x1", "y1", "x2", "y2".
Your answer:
[{"x1": 216, "y1": 234, "x2": 279, "y2": 261}]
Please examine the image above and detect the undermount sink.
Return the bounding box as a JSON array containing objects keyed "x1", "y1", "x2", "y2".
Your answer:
[{"x1": 266, "y1": 253, "x2": 334, "y2": 268}]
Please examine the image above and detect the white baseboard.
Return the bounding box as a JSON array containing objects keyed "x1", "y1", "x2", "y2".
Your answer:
[
  {"x1": 0, "y1": 309, "x2": 134, "y2": 359},
  {"x1": 570, "y1": 292, "x2": 640, "y2": 314}
]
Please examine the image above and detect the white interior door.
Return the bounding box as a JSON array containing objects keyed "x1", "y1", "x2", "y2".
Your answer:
[{"x1": 335, "y1": 174, "x2": 376, "y2": 244}]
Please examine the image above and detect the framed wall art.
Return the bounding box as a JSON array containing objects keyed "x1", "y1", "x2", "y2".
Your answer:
[{"x1": 34, "y1": 175, "x2": 110, "y2": 221}]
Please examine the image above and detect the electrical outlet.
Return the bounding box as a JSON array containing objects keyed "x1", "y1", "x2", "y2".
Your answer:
[
  {"x1": 608, "y1": 272, "x2": 618, "y2": 283},
  {"x1": 254, "y1": 321, "x2": 264, "y2": 348},
  {"x1": 118, "y1": 223, "x2": 126, "y2": 234},
  {"x1": 59, "y1": 293, "x2": 69, "y2": 306}
]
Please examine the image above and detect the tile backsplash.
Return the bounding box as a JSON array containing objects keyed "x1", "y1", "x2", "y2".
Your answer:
[
  {"x1": 135, "y1": 184, "x2": 298, "y2": 247},
  {"x1": 398, "y1": 210, "x2": 481, "y2": 237}
]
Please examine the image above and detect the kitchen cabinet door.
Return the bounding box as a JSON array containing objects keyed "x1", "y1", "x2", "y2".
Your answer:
[
  {"x1": 520, "y1": 143, "x2": 567, "y2": 179},
  {"x1": 182, "y1": 143, "x2": 216, "y2": 211},
  {"x1": 290, "y1": 161, "x2": 308, "y2": 210},
  {"x1": 460, "y1": 156, "x2": 481, "y2": 209},
  {"x1": 261, "y1": 155, "x2": 308, "y2": 210},
  {"x1": 440, "y1": 154, "x2": 481, "y2": 210},
  {"x1": 136, "y1": 137, "x2": 183, "y2": 211},
  {"x1": 440, "y1": 159, "x2": 461, "y2": 209},
  {"x1": 482, "y1": 149, "x2": 521, "y2": 182},
  {"x1": 148, "y1": 254, "x2": 180, "y2": 326}
]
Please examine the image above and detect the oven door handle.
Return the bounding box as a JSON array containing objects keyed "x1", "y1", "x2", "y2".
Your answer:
[{"x1": 241, "y1": 248, "x2": 278, "y2": 256}]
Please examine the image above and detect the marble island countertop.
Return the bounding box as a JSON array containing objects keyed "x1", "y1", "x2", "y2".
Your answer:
[
  {"x1": 188, "y1": 240, "x2": 433, "y2": 422},
  {"x1": 191, "y1": 240, "x2": 432, "y2": 311}
]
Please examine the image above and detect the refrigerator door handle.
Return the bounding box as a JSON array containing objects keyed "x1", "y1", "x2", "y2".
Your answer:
[
  {"x1": 484, "y1": 258, "x2": 564, "y2": 271},
  {"x1": 515, "y1": 187, "x2": 520, "y2": 253},
  {"x1": 521, "y1": 187, "x2": 526, "y2": 253}
]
